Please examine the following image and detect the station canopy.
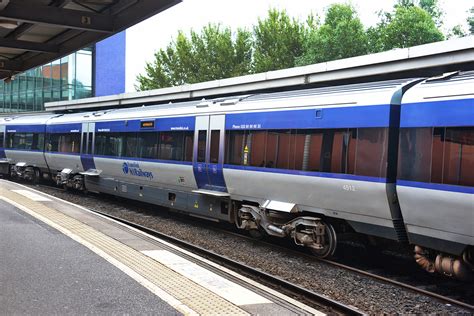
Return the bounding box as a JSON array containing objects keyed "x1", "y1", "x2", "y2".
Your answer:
[{"x1": 0, "y1": 0, "x2": 180, "y2": 80}]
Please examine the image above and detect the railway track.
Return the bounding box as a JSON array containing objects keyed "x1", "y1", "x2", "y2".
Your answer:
[{"x1": 23, "y1": 182, "x2": 474, "y2": 313}]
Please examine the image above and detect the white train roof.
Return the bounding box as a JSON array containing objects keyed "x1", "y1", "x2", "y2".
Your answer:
[
  {"x1": 402, "y1": 70, "x2": 474, "y2": 104},
  {"x1": 48, "y1": 78, "x2": 419, "y2": 125},
  {"x1": 0, "y1": 114, "x2": 59, "y2": 126}
]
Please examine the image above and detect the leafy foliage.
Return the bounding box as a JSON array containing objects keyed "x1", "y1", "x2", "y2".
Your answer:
[
  {"x1": 469, "y1": 6, "x2": 474, "y2": 35},
  {"x1": 137, "y1": 4, "x2": 450, "y2": 91},
  {"x1": 297, "y1": 4, "x2": 368, "y2": 65},
  {"x1": 252, "y1": 9, "x2": 305, "y2": 72},
  {"x1": 368, "y1": 5, "x2": 444, "y2": 52},
  {"x1": 136, "y1": 24, "x2": 253, "y2": 90}
]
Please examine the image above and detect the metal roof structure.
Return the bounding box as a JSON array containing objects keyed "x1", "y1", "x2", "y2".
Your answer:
[
  {"x1": 45, "y1": 36, "x2": 474, "y2": 113},
  {"x1": 0, "y1": 0, "x2": 181, "y2": 80}
]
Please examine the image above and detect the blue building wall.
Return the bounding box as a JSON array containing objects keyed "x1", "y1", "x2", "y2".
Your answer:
[{"x1": 94, "y1": 31, "x2": 126, "y2": 97}]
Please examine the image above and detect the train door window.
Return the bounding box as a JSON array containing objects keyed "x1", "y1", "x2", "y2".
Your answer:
[
  {"x1": 210, "y1": 130, "x2": 220, "y2": 163},
  {"x1": 0, "y1": 132, "x2": 3, "y2": 147},
  {"x1": 184, "y1": 131, "x2": 194, "y2": 162},
  {"x1": 82, "y1": 133, "x2": 87, "y2": 154},
  {"x1": 87, "y1": 133, "x2": 93, "y2": 155},
  {"x1": 398, "y1": 128, "x2": 432, "y2": 182},
  {"x1": 248, "y1": 130, "x2": 266, "y2": 167},
  {"x1": 225, "y1": 130, "x2": 245, "y2": 165},
  {"x1": 443, "y1": 127, "x2": 474, "y2": 186},
  {"x1": 197, "y1": 130, "x2": 207, "y2": 163},
  {"x1": 355, "y1": 128, "x2": 388, "y2": 177}
]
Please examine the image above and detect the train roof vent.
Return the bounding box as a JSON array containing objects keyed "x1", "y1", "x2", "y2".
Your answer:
[
  {"x1": 220, "y1": 98, "x2": 240, "y2": 106},
  {"x1": 425, "y1": 71, "x2": 460, "y2": 82},
  {"x1": 196, "y1": 99, "x2": 213, "y2": 108}
]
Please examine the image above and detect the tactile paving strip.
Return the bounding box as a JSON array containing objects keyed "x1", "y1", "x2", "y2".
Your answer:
[{"x1": 0, "y1": 188, "x2": 248, "y2": 316}]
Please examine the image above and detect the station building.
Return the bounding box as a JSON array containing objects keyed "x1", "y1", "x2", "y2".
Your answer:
[{"x1": 0, "y1": 31, "x2": 126, "y2": 113}]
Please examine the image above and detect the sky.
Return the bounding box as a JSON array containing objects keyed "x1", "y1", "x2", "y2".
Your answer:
[{"x1": 124, "y1": 0, "x2": 472, "y2": 92}]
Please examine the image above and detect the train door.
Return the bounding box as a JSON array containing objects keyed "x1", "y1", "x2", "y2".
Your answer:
[
  {"x1": 193, "y1": 115, "x2": 228, "y2": 193},
  {"x1": 80, "y1": 122, "x2": 96, "y2": 171}
]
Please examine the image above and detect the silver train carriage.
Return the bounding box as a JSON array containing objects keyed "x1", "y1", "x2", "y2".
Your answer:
[{"x1": 0, "y1": 72, "x2": 472, "y2": 279}]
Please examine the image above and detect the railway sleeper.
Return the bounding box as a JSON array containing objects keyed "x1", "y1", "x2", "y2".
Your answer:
[{"x1": 236, "y1": 205, "x2": 337, "y2": 258}]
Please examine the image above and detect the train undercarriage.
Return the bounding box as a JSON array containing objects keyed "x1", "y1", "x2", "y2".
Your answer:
[{"x1": 1, "y1": 163, "x2": 472, "y2": 281}]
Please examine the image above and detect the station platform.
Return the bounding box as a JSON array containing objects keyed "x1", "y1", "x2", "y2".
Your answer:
[{"x1": 0, "y1": 180, "x2": 321, "y2": 315}]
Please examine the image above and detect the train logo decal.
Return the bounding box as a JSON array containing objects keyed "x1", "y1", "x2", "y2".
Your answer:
[
  {"x1": 122, "y1": 162, "x2": 129, "y2": 174},
  {"x1": 122, "y1": 161, "x2": 153, "y2": 179}
]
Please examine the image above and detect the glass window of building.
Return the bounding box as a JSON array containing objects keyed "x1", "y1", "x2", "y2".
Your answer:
[{"x1": 0, "y1": 48, "x2": 93, "y2": 113}]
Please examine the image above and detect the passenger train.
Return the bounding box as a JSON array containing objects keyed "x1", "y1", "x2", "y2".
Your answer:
[{"x1": 0, "y1": 71, "x2": 472, "y2": 280}]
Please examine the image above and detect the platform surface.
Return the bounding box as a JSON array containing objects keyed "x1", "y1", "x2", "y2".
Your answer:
[{"x1": 0, "y1": 180, "x2": 322, "y2": 315}]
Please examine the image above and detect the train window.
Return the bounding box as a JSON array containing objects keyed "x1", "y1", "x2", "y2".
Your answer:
[
  {"x1": 94, "y1": 133, "x2": 123, "y2": 157},
  {"x1": 276, "y1": 130, "x2": 291, "y2": 169},
  {"x1": 328, "y1": 129, "x2": 356, "y2": 174},
  {"x1": 87, "y1": 133, "x2": 93, "y2": 155},
  {"x1": 46, "y1": 133, "x2": 80, "y2": 153},
  {"x1": 31, "y1": 133, "x2": 44, "y2": 151},
  {"x1": 0, "y1": 132, "x2": 3, "y2": 147},
  {"x1": 430, "y1": 128, "x2": 444, "y2": 183},
  {"x1": 197, "y1": 130, "x2": 207, "y2": 163},
  {"x1": 398, "y1": 128, "x2": 433, "y2": 182},
  {"x1": 159, "y1": 132, "x2": 185, "y2": 161},
  {"x1": 248, "y1": 130, "x2": 266, "y2": 167},
  {"x1": 184, "y1": 131, "x2": 194, "y2": 162},
  {"x1": 138, "y1": 132, "x2": 159, "y2": 159},
  {"x1": 123, "y1": 133, "x2": 138, "y2": 158},
  {"x1": 210, "y1": 130, "x2": 220, "y2": 163},
  {"x1": 7, "y1": 133, "x2": 44, "y2": 151},
  {"x1": 354, "y1": 128, "x2": 388, "y2": 177},
  {"x1": 398, "y1": 127, "x2": 474, "y2": 187},
  {"x1": 443, "y1": 127, "x2": 474, "y2": 186},
  {"x1": 81, "y1": 133, "x2": 87, "y2": 154},
  {"x1": 225, "y1": 130, "x2": 245, "y2": 165}
]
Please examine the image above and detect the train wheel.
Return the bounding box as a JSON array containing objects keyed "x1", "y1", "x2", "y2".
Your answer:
[{"x1": 309, "y1": 222, "x2": 337, "y2": 259}]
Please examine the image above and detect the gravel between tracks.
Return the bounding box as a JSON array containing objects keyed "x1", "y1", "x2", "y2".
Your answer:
[{"x1": 27, "y1": 184, "x2": 471, "y2": 314}]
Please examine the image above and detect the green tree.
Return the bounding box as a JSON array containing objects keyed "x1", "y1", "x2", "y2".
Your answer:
[
  {"x1": 369, "y1": 5, "x2": 444, "y2": 52},
  {"x1": 447, "y1": 25, "x2": 466, "y2": 39},
  {"x1": 136, "y1": 24, "x2": 253, "y2": 90},
  {"x1": 420, "y1": 0, "x2": 443, "y2": 27},
  {"x1": 253, "y1": 9, "x2": 305, "y2": 73},
  {"x1": 297, "y1": 4, "x2": 368, "y2": 65},
  {"x1": 468, "y1": 6, "x2": 474, "y2": 35}
]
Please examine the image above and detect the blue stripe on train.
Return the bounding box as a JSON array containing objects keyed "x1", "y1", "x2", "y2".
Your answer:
[
  {"x1": 397, "y1": 180, "x2": 474, "y2": 194},
  {"x1": 47, "y1": 123, "x2": 82, "y2": 133},
  {"x1": 400, "y1": 98, "x2": 474, "y2": 127},
  {"x1": 0, "y1": 148, "x2": 5, "y2": 159},
  {"x1": 95, "y1": 116, "x2": 195, "y2": 133},
  {"x1": 223, "y1": 164, "x2": 387, "y2": 183},
  {"x1": 225, "y1": 104, "x2": 392, "y2": 130},
  {"x1": 6, "y1": 125, "x2": 45, "y2": 133}
]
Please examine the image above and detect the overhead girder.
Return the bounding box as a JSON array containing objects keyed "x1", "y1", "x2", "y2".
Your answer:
[{"x1": 0, "y1": 2, "x2": 114, "y2": 33}]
